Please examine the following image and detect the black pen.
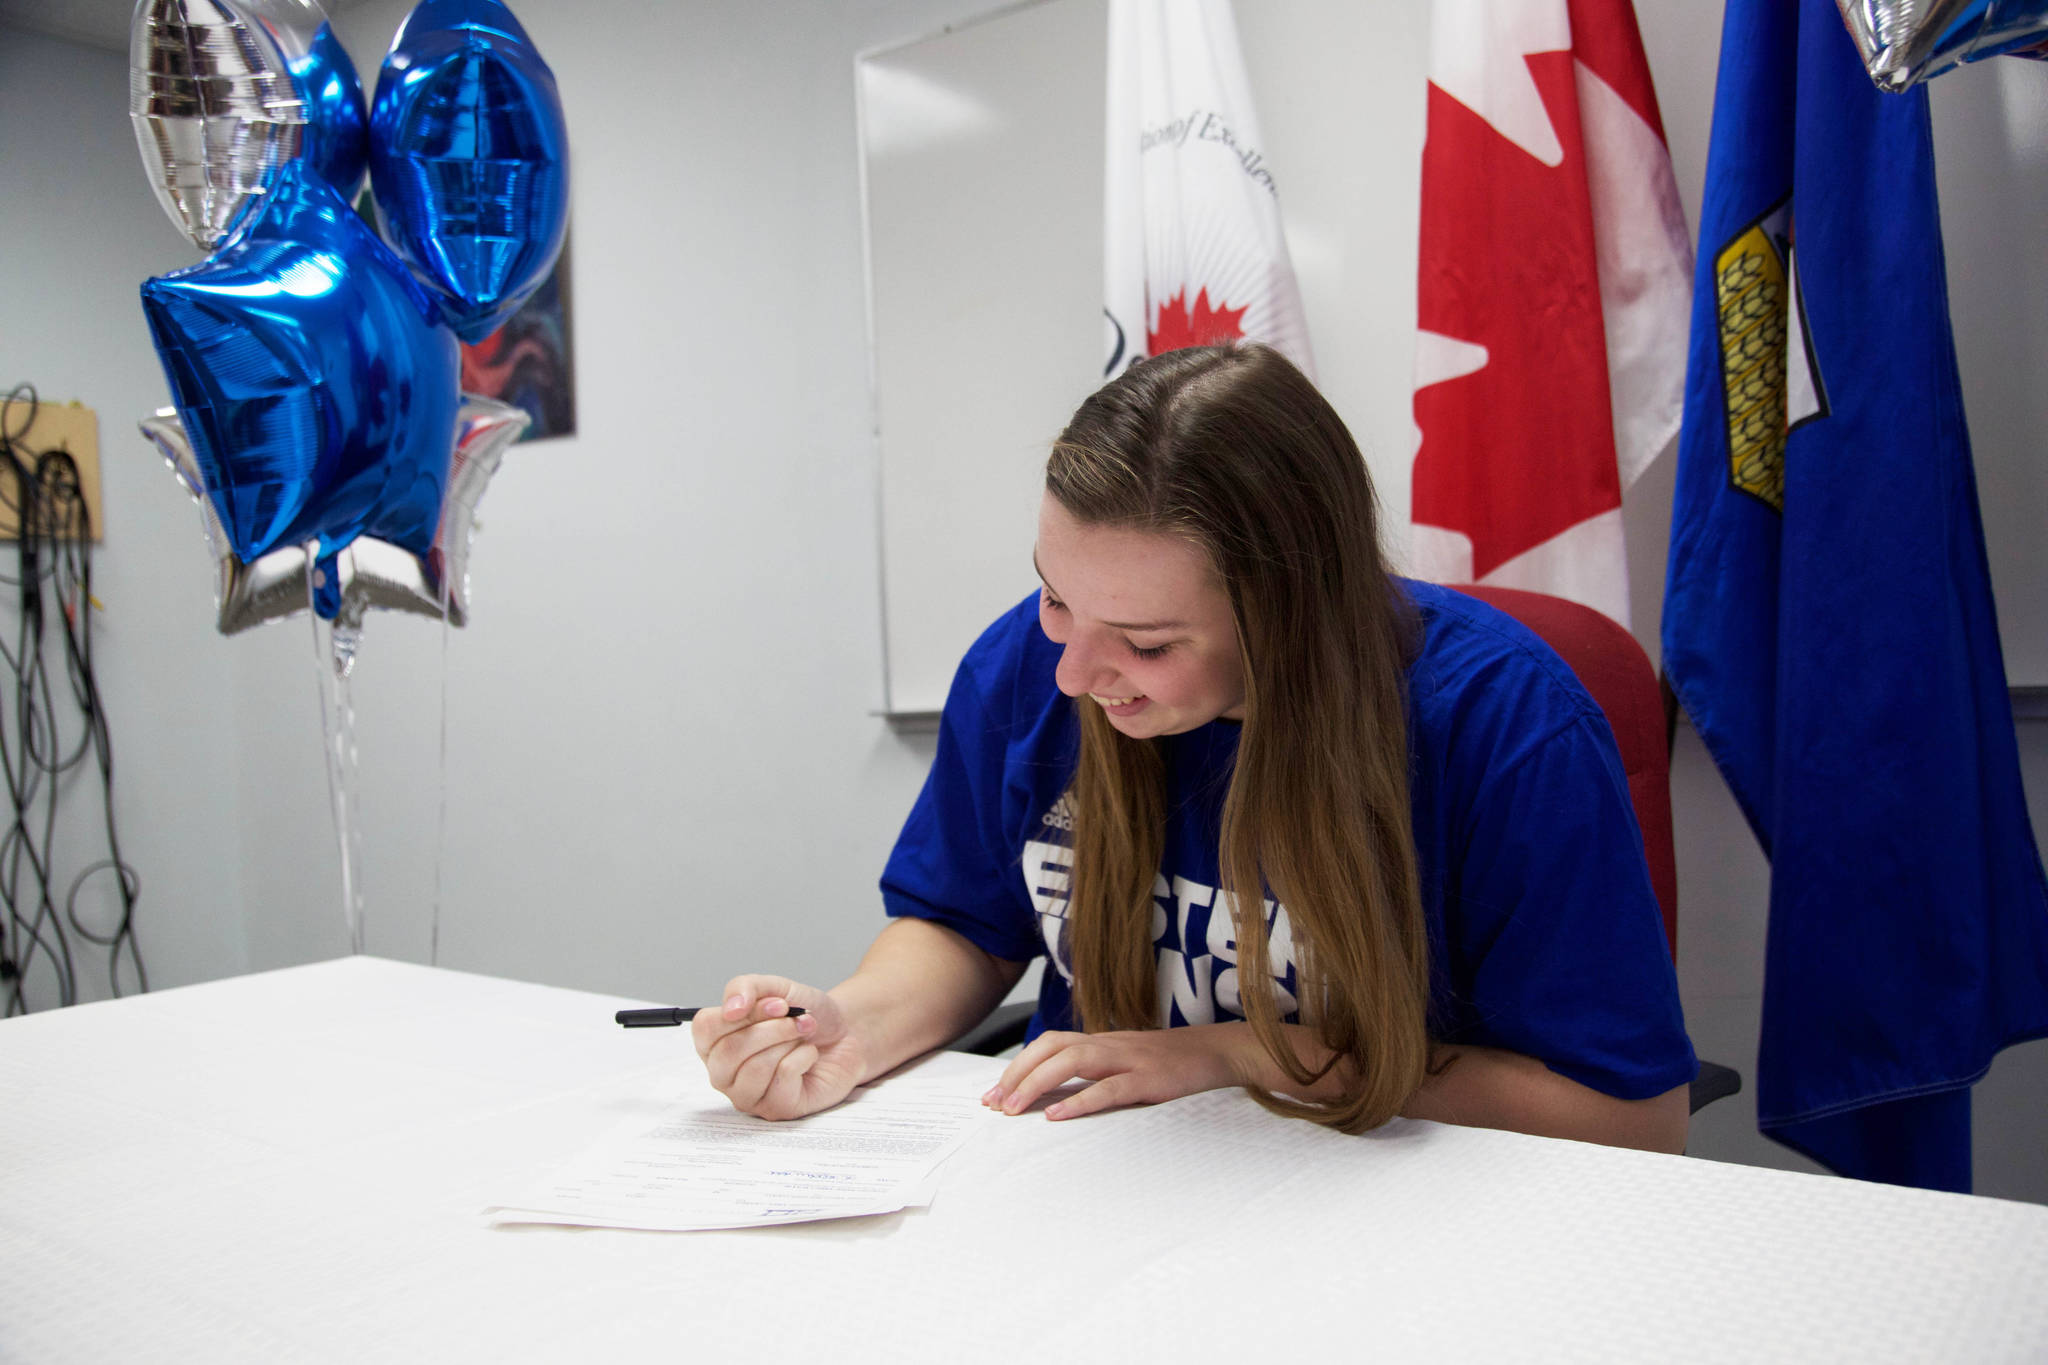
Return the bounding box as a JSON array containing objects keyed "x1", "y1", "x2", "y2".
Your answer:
[{"x1": 615, "y1": 1006, "x2": 808, "y2": 1027}]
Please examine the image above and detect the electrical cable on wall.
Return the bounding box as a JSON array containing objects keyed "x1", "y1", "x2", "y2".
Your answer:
[{"x1": 0, "y1": 383, "x2": 143, "y2": 1013}]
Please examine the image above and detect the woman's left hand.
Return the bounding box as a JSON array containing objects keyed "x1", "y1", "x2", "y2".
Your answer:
[{"x1": 984, "y1": 1024, "x2": 1256, "y2": 1120}]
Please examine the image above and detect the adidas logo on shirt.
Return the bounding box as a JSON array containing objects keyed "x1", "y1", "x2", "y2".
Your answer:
[{"x1": 1040, "y1": 794, "x2": 1076, "y2": 831}]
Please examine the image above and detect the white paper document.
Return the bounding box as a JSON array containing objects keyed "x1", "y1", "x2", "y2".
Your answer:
[{"x1": 487, "y1": 1053, "x2": 1003, "y2": 1231}]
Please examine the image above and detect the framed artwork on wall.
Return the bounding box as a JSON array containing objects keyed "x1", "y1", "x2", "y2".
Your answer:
[
  {"x1": 459, "y1": 236, "x2": 576, "y2": 442},
  {"x1": 354, "y1": 188, "x2": 577, "y2": 442}
]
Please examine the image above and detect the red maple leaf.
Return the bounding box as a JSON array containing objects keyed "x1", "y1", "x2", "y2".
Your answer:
[
  {"x1": 1148, "y1": 286, "x2": 1247, "y2": 358},
  {"x1": 1411, "y1": 46, "x2": 1617, "y2": 580}
]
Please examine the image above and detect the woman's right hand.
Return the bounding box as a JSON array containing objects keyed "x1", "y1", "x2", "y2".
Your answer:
[{"x1": 691, "y1": 974, "x2": 867, "y2": 1120}]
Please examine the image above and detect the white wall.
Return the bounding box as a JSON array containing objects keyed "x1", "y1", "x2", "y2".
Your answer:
[{"x1": 1, "y1": 2, "x2": 2040, "y2": 1199}]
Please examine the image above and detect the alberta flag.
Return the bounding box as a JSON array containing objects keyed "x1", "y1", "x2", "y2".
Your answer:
[
  {"x1": 1410, "y1": 0, "x2": 1692, "y2": 628},
  {"x1": 1662, "y1": 0, "x2": 2048, "y2": 1192},
  {"x1": 1102, "y1": 0, "x2": 1313, "y2": 380}
]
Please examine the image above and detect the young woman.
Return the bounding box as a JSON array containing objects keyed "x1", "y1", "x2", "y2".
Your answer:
[{"x1": 695, "y1": 343, "x2": 1695, "y2": 1153}]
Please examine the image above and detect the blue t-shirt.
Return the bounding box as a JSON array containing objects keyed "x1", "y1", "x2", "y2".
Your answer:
[{"x1": 880, "y1": 580, "x2": 1697, "y2": 1102}]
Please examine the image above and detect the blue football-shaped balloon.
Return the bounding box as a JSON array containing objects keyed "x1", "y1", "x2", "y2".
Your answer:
[
  {"x1": 293, "y1": 21, "x2": 370, "y2": 201},
  {"x1": 140, "y1": 158, "x2": 460, "y2": 577},
  {"x1": 370, "y1": 0, "x2": 570, "y2": 343}
]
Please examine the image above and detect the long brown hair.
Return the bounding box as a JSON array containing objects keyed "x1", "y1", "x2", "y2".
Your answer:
[{"x1": 1047, "y1": 343, "x2": 1427, "y2": 1133}]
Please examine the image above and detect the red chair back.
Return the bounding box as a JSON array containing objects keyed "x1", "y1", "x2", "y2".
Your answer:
[{"x1": 1452, "y1": 586, "x2": 1678, "y2": 958}]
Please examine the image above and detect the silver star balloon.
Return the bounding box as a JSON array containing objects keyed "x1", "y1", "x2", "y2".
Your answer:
[
  {"x1": 141, "y1": 404, "x2": 230, "y2": 553},
  {"x1": 138, "y1": 396, "x2": 529, "y2": 640},
  {"x1": 1836, "y1": 0, "x2": 2048, "y2": 91},
  {"x1": 430, "y1": 394, "x2": 532, "y2": 625}
]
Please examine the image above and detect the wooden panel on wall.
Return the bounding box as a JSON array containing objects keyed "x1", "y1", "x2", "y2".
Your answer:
[{"x1": 0, "y1": 397, "x2": 104, "y2": 541}]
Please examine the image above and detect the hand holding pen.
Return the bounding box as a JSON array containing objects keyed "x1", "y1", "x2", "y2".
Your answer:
[{"x1": 668, "y1": 977, "x2": 865, "y2": 1122}]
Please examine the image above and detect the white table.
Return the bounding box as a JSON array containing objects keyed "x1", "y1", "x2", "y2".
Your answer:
[{"x1": 4, "y1": 957, "x2": 2046, "y2": 1363}]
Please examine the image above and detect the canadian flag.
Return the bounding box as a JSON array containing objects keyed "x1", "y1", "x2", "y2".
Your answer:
[
  {"x1": 1103, "y1": 0, "x2": 1314, "y2": 381},
  {"x1": 1409, "y1": 0, "x2": 1692, "y2": 628}
]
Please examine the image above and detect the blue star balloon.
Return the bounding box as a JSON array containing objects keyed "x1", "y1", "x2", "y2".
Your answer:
[
  {"x1": 140, "y1": 157, "x2": 461, "y2": 616},
  {"x1": 370, "y1": 0, "x2": 570, "y2": 343}
]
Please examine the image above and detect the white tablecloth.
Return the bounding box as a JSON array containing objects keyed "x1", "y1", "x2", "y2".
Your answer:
[{"x1": 4, "y1": 956, "x2": 2045, "y2": 1362}]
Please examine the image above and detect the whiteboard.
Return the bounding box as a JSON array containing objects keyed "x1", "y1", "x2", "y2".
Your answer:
[
  {"x1": 859, "y1": 0, "x2": 2048, "y2": 705},
  {"x1": 859, "y1": 0, "x2": 1108, "y2": 716}
]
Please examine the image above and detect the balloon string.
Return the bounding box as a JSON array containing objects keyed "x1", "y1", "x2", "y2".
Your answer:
[
  {"x1": 431, "y1": 574, "x2": 451, "y2": 967},
  {"x1": 309, "y1": 566, "x2": 365, "y2": 956},
  {"x1": 338, "y1": 663, "x2": 363, "y2": 955}
]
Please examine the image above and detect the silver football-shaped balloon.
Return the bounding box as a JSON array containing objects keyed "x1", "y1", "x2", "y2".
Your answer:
[{"x1": 129, "y1": 0, "x2": 308, "y2": 251}]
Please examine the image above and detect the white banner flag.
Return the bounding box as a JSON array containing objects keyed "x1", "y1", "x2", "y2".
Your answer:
[{"x1": 1103, "y1": 0, "x2": 1315, "y2": 381}]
